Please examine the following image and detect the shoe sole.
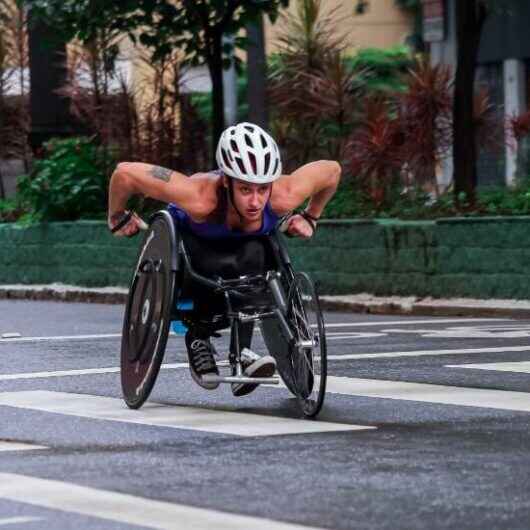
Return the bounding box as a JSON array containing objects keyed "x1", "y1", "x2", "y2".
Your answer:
[
  {"x1": 189, "y1": 368, "x2": 220, "y2": 390},
  {"x1": 232, "y1": 357, "x2": 276, "y2": 397}
]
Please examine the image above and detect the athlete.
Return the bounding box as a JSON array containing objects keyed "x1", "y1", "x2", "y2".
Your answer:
[{"x1": 108, "y1": 122, "x2": 341, "y2": 396}]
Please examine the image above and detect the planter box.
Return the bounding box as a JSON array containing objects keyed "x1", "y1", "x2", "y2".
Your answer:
[{"x1": 2, "y1": 217, "x2": 530, "y2": 299}]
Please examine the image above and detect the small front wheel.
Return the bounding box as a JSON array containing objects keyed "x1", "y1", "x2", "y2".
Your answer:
[{"x1": 285, "y1": 272, "x2": 327, "y2": 418}]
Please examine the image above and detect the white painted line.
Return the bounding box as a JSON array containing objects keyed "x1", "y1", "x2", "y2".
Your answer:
[
  {"x1": 0, "y1": 517, "x2": 43, "y2": 526},
  {"x1": 446, "y1": 361, "x2": 530, "y2": 374},
  {"x1": 320, "y1": 318, "x2": 508, "y2": 328},
  {"x1": 327, "y1": 345, "x2": 530, "y2": 361},
  {"x1": 0, "y1": 473, "x2": 325, "y2": 530},
  {"x1": 0, "y1": 333, "x2": 121, "y2": 343},
  {"x1": 0, "y1": 441, "x2": 48, "y2": 452},
  {"x1": 0, "y1": 391, "x2": 374, "y2": 437},
  {"x1": 324, "y1": 376, "x2": 530, "y2": 412},
  {"x1": 0, "y1": 363, "x2": 188, "y2": 381},
  {"x1": 0, "y1": 319, "x2": 507, "y2": 344},
  {"x1": 3, "y1": 345, "x2": 529, "y2": 382}
]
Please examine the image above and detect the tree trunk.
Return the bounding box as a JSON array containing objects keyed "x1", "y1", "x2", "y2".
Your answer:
[
  {"x1": 209, "y1": 31, "x2": 225, "y2": 164},
  {"x1": 452, "y1": 0, "x2": 488, "y2": 205}
]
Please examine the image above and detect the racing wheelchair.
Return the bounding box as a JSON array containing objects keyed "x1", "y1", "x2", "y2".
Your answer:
[{"x1": 119, "y1": 210, "x2": 327, "y2": 418}]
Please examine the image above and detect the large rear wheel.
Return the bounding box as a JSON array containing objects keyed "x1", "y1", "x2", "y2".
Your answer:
[{"x1": 121, "y1": 212, "x2": 177, "y2": 409}]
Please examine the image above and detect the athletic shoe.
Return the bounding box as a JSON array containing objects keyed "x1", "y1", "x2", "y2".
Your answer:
[
  {"x1": 185, "y1": 329, "x2": 219, "y2": 390},
  {"x1": 231, "y1": 348, "x2": 276, "y2": 397}
]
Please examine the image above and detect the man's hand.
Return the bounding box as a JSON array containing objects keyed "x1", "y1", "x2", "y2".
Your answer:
[
  {"x1": 283, "y1": 213, "x2": 316, "y2": 239},
  {"x1": 108, "y1": 210, "x2": 147, "y2": 237}
]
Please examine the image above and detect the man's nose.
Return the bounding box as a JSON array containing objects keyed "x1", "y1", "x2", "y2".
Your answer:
[{"x1": 249, "y1": 192, "x2": 260, "y2": 207}]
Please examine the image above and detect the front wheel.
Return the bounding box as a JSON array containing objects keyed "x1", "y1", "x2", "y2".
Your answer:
[{"x1": 285, "y1": 272, "x2": 327, "y2": 418}]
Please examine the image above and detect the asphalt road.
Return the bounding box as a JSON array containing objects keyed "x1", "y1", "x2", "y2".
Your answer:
[{"x1": 1, "y1": 300, "x2": 530, "y2": 530}]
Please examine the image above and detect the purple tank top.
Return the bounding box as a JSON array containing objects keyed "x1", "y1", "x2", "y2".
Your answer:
[{"x1": 168, "y1": 201, "x2": 279, "y2": 239}]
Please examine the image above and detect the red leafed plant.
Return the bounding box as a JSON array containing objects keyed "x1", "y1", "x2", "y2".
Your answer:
[
  {"x1": 473, "y1": 87, "x2": 504, "y2": 155},
  {"x1": 397, "y1": 58, "x2": 453, "y2": 192},
  {"x1": 347, "y1": 96, "x2": 405, "y2": 206},
  {"x1": 506, "y1": 110, "x2": 530, "y2": 145}
]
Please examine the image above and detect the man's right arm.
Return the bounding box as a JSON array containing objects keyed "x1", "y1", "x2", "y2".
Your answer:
[{"x1": 108, "y1": 163, "x2": 212, "y2": 235}]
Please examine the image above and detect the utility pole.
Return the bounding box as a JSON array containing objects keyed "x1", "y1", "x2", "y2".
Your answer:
[{"x1": 246, "y1": 14, "x2": 269, "y2": 129}]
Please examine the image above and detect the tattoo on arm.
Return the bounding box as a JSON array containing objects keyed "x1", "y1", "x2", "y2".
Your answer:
[{"x1": 150, "y1": 165, "x2": 172, "y2": 182}]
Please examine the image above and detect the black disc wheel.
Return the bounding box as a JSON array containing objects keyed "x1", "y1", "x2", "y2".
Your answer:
[
  {"x1": 121, "y1": 211, "x2": 177, "y2": 409},
  {"x1": 285, "y1": 272, "x2": 327, "y2": 418}
]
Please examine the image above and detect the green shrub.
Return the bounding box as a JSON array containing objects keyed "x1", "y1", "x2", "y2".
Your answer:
[{"x1": 17, "y1": 137, "x2": 113, "y2": 222}]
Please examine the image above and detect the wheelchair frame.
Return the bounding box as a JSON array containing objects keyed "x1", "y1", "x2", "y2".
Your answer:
[{"x1": 120, "y1": 210, "x2": 327, "y2": 418}]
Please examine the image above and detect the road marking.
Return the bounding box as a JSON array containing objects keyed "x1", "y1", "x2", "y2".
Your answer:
[
  {"x1": 0, "y1": 441, "x2": 48, "y2": 452},
  {"x1": 3, "y1": 345, "x2": 529, "y2": 382},
  {"x1": 382, "y1": 324, "x2": 530, "y2": 339},
  {"x1": 0, "y1": 517, "x2": 43, "y2": 526},
  {"x1": 327, "y1": 345, "x2": 530, "y2": 361},
  {"x1": 446, "y1": 361, "x2": 530, "y2": 374},
  {"x1": 324, "y1": 376, "x2": 530, "y2": 412},
  {"x1": 0, "y1": 363, "x2": 188, "y2": 381},
  {"x1": 0, "y1": 333, "x2": 121, "y2": 343},
  {"x1": 0, "y1": 391, "x2": 374, "y2": 437},
  {"x1": 320, "y1": 318, "x2": 508, "y2": 328},
  {"x1": 0, "y1": 319, "x2": 508, "y2": 344},
  {"x1": 0, "y1": 473, "x2": 325, "y2": 530}
]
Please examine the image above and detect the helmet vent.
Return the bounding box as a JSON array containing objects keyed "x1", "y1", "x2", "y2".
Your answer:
[
  {"x1": 221, "y1": 148, "x2": 232, "y2": 169},
  {"x1": 230, "y1": 139, "x2": 239, "y2": 153},
  {"x1": 264, "y1": 152, "x2": 271, "y2": 174},
  {"x1": 244, "y1": 134, "x2": 253, "y2": 148},
  {"x1": 249, "y1": 152, "x2": 257, "y2": 173},
  {"x1": 235, "y1": 157, "x2": 246, "y2": 174},
  {"x1": 244, "y1": 125, "x2": 254, "y2": 133},
  {"x1": 260, "y1": 134, "x2": 267, "y2": 148},
  {"x1": 273, "y1": 158, "x2": 279, "y2": 175}
]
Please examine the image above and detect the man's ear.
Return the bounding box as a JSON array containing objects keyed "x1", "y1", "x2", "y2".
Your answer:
[{"x1": 222, "y1": 175, "x2": 229, "y2": 188}]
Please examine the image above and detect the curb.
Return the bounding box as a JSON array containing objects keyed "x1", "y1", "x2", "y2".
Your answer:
[
  {"x1": 320, "y1": 296, "x2": 530, "y2": 319},
  {"x1": 2, "y1": 285, "x2": 530, "y2": 319}
]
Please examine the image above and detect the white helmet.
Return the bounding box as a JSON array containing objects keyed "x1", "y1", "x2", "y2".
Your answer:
[{"x1": 216, "y1": 122, "x2": 282, "y2": 184}]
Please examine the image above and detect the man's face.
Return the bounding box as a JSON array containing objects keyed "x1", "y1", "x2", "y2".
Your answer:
[{"x1": 226, "y1": 178, "x2": 272, "y2": 222}]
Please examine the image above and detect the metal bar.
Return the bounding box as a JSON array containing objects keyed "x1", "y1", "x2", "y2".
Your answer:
[{"x1": 202, "y1": 375, "x2": 280, "y2": 385}]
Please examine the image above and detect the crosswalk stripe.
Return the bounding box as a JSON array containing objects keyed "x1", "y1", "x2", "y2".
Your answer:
[
  {"x1": 0, "y1": 441, "x2": 48, "y2": 452},
  {"x1": 0, "y1": 391, "x2": 374, "y2": 437},
  {"x1": 0, "y1": 363, "x2": 188, "y2": 381},
  {"x1": 324, "y1": 376, "x2": 530, "y2": 412},
  {"x1": 0, "y1": 473, "x2": 325, "y2": 530},
  {"x1": 0, "y1": 517, "x2": 44, "y2": 526},
  {"x1": 446, "y1": 361, "x2": 530, "y2": 374},
  {"x1": 327, "y1": 345, "x2": 530, "y2": 361}
]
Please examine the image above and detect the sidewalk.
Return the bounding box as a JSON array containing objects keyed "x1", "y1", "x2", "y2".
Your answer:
[{"x1": 2, "y1": 283, "x2": 530, "y2": 319}]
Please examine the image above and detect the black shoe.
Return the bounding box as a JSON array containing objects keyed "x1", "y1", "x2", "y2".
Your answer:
[
  {"x1": 185, "y1": 329, "x2": 219, "y2": 390},
  {"x1": 231, "y1": 349, "x2": 276, "y2": 397}
]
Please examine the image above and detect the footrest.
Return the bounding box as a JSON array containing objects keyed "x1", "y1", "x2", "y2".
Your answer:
[{"x1": 202, "y1": 375, "x2": 280, "y2": 385}]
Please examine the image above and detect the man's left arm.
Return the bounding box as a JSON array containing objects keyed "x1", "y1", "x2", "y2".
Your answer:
[{"x1": 272, "y1": 160, "x2": 342, "y2": 238}]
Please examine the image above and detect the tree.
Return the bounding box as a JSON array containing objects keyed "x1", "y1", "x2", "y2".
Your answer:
[
  {"x1": 26, "y1": 0, "x2": 289, "y2": 158},
  {"x1": 452, "y1": 0, "x2": 489, "y2": 204},
  {"x1": 452, "y1": 0, "x2": 509, "y2": 204}
]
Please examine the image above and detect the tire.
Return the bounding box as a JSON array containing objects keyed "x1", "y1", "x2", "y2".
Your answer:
[
  {"x1": 285, "y1": 272, "x2": 327, "y2": 418},
  {"x1": 260, "y1": 270, "x2": 327, "y2": 418},
  {"x1": 120, "y1": 211, "x2": 177, "y2": 409}
]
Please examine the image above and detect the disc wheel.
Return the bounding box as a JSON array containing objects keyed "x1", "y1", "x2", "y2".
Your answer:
[
  {"x1": 121, "y1": 212, "x2": 177, "y2": 409},
  {"x1": 285, "y1": 272, "x2": 327, "y2": 418}
]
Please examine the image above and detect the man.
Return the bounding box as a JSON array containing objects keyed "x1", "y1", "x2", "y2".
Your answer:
[{"x1": 108, "y1": 122, "x2": 340, "y2": 396}]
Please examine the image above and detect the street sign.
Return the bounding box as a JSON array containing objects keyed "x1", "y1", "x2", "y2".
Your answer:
[{"x1": 422, "y1": 0, "x2": 445, "y2": 42}]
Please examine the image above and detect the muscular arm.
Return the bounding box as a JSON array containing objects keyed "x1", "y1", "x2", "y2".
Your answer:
[
  {"x1": 108, "y1": 162, "x2": 210, "y2": 219},
  {"x1": 271, "y1": 160, "x2": 342, "y2": 217}
]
